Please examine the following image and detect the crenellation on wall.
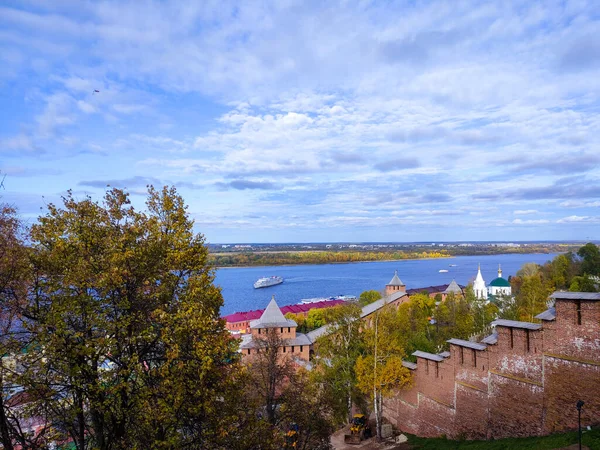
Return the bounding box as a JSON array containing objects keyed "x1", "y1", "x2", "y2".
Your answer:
[{"x1": 384, "y1": 291, "x2": 600, "y2": 440}]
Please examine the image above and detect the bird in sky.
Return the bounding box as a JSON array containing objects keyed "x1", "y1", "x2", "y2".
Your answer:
[{"x1": 92, "y1": 89, "x2": 100, "y2": 94}]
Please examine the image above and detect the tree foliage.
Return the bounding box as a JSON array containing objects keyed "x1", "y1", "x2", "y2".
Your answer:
[
  {"x1": 358, "y1": 290, "x2": 381, "y2": 307},
  {"x1": 0, "y1": 203, "x2": 31, "y2": 450},
  {"x1": 19, "y1": 187, "x2": 243, "y2": 449},
  {"x1": 355, "y1": 306, "x2": 412, "y2": 439},
  {"x1": 313, "y1": 303, "x2": 364, "y2": 424}
]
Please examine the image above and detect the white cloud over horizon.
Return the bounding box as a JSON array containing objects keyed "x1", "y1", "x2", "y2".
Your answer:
[{"x1": 1, "y1": 0, "x2": 600, "y2": 242}]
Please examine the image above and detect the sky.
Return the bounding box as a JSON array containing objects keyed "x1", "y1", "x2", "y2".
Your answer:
[{"x1": 1, "y1": 0, "x2": 600, "y2": 243}]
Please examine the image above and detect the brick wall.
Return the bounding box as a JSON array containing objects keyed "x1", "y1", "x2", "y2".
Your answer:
[{"x1": 384, "y1": 293, "x2": 600, "y2": 440}]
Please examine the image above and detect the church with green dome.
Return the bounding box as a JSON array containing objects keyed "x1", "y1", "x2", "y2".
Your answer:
[{"x1": 488, "y1": 265, "x2": 511, "y2": 298}]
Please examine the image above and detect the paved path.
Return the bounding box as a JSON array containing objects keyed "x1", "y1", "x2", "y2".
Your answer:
[{"x1": 330, "y1": 428, "x2": 411, "y2": 450}]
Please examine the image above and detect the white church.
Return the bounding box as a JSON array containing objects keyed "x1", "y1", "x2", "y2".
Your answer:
[{"x1": 473, "y1": 264, "x2": 512, "y2": 301}]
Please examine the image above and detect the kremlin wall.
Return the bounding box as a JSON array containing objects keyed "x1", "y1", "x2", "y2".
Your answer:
[{"x1": 383, "y1": 291, "x2": 600, "y2": 439}]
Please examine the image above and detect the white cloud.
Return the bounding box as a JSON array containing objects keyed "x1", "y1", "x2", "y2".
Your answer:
[
  {"x1": 557, "y1": 215, "x2": 600, "y2": 224},
  {"x1": 2, "y1": 1, "x2": 600, "y2": 241},
  {"x1": 77, "y1": 100, "x2": 96, "y2": 114},
  {"x1": 560, "y1": 200, "x2": 600, "y2": 208},
  {"x1": 512, "y1": 219, "x2": 550, "y2": 225},
  {"x1": 0, "y1": 134, "x2": 38, "y2": 153}
]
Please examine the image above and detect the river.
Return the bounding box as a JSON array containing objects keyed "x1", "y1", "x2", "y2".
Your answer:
[{"x1": 215, "y1": 253, "x2": 559, "y2": 315}]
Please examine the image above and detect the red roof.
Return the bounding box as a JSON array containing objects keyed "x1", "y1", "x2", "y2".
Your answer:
[{"x1": 223, "y1": 299, "x2": 346, "y2": 323}]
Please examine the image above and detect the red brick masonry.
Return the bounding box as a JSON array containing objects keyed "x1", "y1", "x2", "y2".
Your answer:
[{"x1": 384, "y1": 292, "x2": 600, "y2": 439}]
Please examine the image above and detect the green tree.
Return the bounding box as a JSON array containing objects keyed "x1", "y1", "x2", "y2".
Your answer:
[
  {"x1": 578, "y1": 243, "x2": 600, "y2": 276},
  {"x1": 358, "y1": 290, "x2": 381, "y2": 306},
  {"x1": 515, "y1": 273, "x2": 551, "y2": 322},
  {"x1": 313, "y1": 303, "x2": 363, "y2": 424},
  {"x1": 22, "y1": 187, "x2": 239, "y2": 449},
  {"x1": 355, "y1": 306, "x2": 412, "y2": 439}
]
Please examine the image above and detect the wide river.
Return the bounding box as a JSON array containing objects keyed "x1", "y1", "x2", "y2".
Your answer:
[{"x1": 215, "y1": 253, "x2": 559, "y2": 316}]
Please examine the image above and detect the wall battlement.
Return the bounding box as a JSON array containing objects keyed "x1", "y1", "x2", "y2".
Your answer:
[{"x1": 384, "y1": 291, "x2": 600, "y2": 440}]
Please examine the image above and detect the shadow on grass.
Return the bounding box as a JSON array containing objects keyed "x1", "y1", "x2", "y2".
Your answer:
[{"x1": 406, "y1": 427, "x2": 600, "y2": 450}]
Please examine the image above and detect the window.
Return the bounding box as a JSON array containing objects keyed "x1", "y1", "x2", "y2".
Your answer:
[
  {"x1": 288, "y1": 327, "x2": 291, "y2": 333},
  {"x1": 425, "y1": 360, "x2": 429, "y2": 375},
  {"x1": 473, "y1": 350, "x2": 477, "y2": 368},
  {"x1": 576, "y1": 300, "x2": 582, "y2": 325},
  {"x1": 283, "y1": 346, "x2": 286, "y2": 353},
  {"x1": 291, "y1": 346, "x2": 295, "y2": 353},
  {"x1": 247, "y1": 349, "x2": 250, "y2": 355},
  {"x1": 280, "y1": 327, "x2": 283, "y2": 333},
  {"x1": 510, "y1": 328, "x2": 514, "y2": 349},
  {"x1": 435, "y1": 362, "x2": 439, "y2": 378},
  {"x1": 460, "y1": 347, "x2": 464, "y2": 364},
  {"x1": 300, "y1": 345, "x2": 303, "y2": 352},
  {"x1": 526, "y1": 329, "x2": 530, "y2": 352}
]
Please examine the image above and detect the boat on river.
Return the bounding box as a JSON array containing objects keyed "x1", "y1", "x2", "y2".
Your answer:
[
  {"x1": 300, "y1": 295, "x2": 357, "y2": 304},
  {"x1": 253, "y1": 276, "x2": 284, "y2": 289}
]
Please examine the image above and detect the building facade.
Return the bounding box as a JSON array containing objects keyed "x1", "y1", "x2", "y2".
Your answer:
[{"x1": 239, "y1": 296, "x2": 312, "y2": 362}]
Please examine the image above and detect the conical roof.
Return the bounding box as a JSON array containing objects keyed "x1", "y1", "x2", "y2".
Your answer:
[
  {"x1": 444, "y1": 280, "x2": 462, "y2": 294},
  {"x1": 250, "y1": 296, "x2": 297, "y2": 329},
  {"x1": 474, "y1": 264, "x2": 486, "y2": 287},
  {"x1": 388, "y1": 270, "x2": 405, "y2": 286}
]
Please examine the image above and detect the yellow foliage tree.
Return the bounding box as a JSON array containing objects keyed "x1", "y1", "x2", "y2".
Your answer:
[{"x1": 355, "y1": 306, "x2": 412, "y2": 439}]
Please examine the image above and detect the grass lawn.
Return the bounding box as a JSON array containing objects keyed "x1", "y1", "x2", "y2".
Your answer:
[{"x1": 406, "y1": 427, "x2": 600, "y2": 449}]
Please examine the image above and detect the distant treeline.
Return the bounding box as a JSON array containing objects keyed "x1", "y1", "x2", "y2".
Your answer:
[
  {"x1": 209, "y1": 250, "x2": 449, "y2": 267},
  {"x1": 209, "y1": 244, "x2": 582, "y2": 267}
]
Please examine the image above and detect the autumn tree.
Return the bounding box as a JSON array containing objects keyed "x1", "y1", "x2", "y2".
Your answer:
[
  {"x1": 245, "y1": 328, "x2": 296, "y2": 427},
  {"x1": 355, "y1": 306, "x2": 411, "y2": 439},
  {"x1": 313, "y1": 303, "x2": 363, "y2": 424},
  {"x1": 515, "y1": 272, "x2": 552, "y2": 321},
  {"x1": 21, "y1": 187, "x2": 241, "y2": 449},
  {"x1": 282, "y1": 371, "x2": 335, "y2": 450},
  {"x1": 0, "y1": 203, "x2": 33, "y2": 450}
]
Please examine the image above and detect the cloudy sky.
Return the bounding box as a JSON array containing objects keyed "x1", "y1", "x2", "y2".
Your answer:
[{"x1": 1, "y1": 1, "x2": 599, "y2": 243}]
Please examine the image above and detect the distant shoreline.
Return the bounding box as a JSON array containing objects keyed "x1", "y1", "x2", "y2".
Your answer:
[{"x1": 213, "y1": 251, "x2": 561, "y2": 270}]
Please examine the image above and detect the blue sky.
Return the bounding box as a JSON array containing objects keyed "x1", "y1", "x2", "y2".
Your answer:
[{"x1": 1, "y1": 0, "x2": 599, "y2": 243}]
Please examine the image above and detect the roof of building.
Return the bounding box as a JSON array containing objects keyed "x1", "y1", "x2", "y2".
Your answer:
[
  {"x1": 224, "y1": 299, "x2": 346, "y2": 323},
  {"x1": 550, "y1": 292, "x2": 600, "y2": 301},
  {"x1": 306, "y1": 324, "x2": 331, "y2": 343},
  {"x1": 249, "y1": 296, "x2": 297, "y2": 329},
  {"x1": 402, "y1": 360, "x2": 417, "y2": 370},
  {"x1": 360, "y1": 293, "x2": 407, "y2": 318},
  {"x1": 492, "y1": 319, "x2": 542, "y2": 330},
  {"x1": 406, "y1": 283, "x2": 465, "y2": 296},
  {"x1": 447, "y1": 338, "x2": 487, "y2": 351},
  {"x1": 473, "y1": 265, "x2": 486, "y2": 290},
  {"x1": 489, "y1": 277, "x2": 511, "y2": 287},
  {"x1": 534, "y1": 307, "x2": 556, "y2": 321},
  {"x1": 239, "y1": 332, "x2": 312, "y2": 349},
  {"x1": 439, "y1": 351, "x2": 451, "y2": 358},
  {"x1": 412, "y1": 350, "x2": 444, "y2": 362},
  {"x1": 481, "y1": 332, "x2": 498, "y2": 345},
  {"x1": 388, "y1": 270, "x2": 405, "y2": 286},
  {"x1": 444, "y1": 280, "x2": 463, "y2": 294}
]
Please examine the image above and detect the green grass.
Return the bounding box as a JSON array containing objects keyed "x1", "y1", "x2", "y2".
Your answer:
[{"x1": 406, "y1": 427, "x2": 600, "y2": 450}]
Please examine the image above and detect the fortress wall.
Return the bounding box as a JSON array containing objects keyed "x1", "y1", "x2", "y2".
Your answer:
[{"x1": 383, "y1": 294, "x2": 600, "y2": 440}]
